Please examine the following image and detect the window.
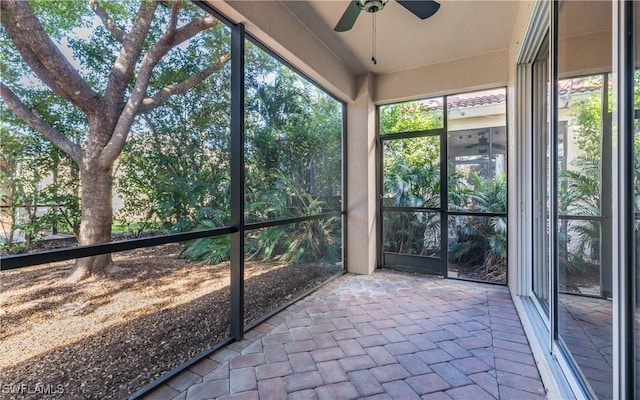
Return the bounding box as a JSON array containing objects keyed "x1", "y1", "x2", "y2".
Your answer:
[{"x1": 378, "y1": 89, "x2": 507, "y2": 284}]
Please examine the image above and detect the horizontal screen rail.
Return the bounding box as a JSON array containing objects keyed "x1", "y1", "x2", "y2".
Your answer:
[
  {"x1": 245, "y1": 211, "x2": 344, "y2": 231},
  {"x1": 1, "y1": 226, "x2": 237, "y2": 270},
  {"x1": 380, "y1": 128, "x2": 445, "y2": 140}
]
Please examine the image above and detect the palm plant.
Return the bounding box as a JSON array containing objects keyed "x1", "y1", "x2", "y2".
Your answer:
[
  {"x1": 183, "y1": 173, "x2": 340, "y2": 266},
  {"x1": 448, "y1": 171, "x2": 507, "y2": 282},
  {"x1": 181, "y1": 220, "x2": 231, "y2": 265},
  {"x1": 382, "y1": 144, "x2": 441, "y2": 255},
  {"x1": 247, "y1": 173, "x2": 341, "y2": 264}
]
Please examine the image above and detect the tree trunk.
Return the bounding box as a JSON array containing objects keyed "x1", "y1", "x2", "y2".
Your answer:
[{"x1": 67, "y1": 160, "x2": 113, "y2": 283}]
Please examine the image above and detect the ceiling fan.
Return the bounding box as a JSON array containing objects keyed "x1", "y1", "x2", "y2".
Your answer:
[
  {"x1": 334, "y1": 0, "x2": 440, "y2": 32},
  {"x1": 464, "y1": 131, "x2": 506, "y2": 154}
]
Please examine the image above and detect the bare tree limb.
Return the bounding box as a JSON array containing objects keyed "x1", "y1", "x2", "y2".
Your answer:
[
  {"x1": 89, "y1": 0, "x2": 126, "y2": 43},
  {"x1": 0, "y1": 1, "x2": 101, "y2": 114},
  {"x1": 166, "y1": 1, "x2": 180, "y2": 39},
  {"x1": 0, "y1": 83, "x2": 82, "y2": 164},
  {"x1": 170, "y1": 14, "x2": 219, "y2": 49},
  {"x1": 104, "y1": 1, "x2": 158, "y2": 113},
  {"x1": 99, "y1": 46, "x2": 164, "y2": 167},
  {"x1": 138, "y1": 52, "x2": 231, "y2": 113},
  {"x1": 99, "y1": 10, "x2": 220, "y2": 167}
]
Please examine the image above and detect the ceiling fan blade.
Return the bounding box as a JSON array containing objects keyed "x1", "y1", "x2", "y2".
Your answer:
[
  {"x1": 334, "y1": 1, "x2": 362, "y2": 32},
  {"x1": 396, "y1": 0, "x2": 440, "y2": 19}
]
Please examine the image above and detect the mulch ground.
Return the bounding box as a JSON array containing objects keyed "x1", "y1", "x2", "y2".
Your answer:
[{"x1": 0, "y1": 244, "x2": 342, "y2": 399}]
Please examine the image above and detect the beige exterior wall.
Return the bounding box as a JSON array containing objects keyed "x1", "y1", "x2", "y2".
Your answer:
[{"x1": 374, "y1": 50, "x2": 510, "y2": 104}]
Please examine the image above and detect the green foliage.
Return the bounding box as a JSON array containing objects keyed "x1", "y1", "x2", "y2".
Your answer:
[
  {"x1": 559, "y1": 87, "x2": 605, "y2": 275},
  {"x1": 3, "y1": 0, "x2": 234, "y2": 254},
  {"x1": 3, "y1": 2, "x2": 343, "y2": 266},
  {"x1": 183, "y1": 173, "x2": 341, "y2": 266},
  {"x1": 379, "y1": 100, "x2": 443, "y2": 134},
  {"x1": 180, "y1": 44, "x2": 344, "y2": 266},
  {"x1": 383, "y1": 137, "x2": 440, "y2": 208},
  {"x1": 381, "y1": 136, "x2": 441, "y2": 255},
  {"x1": 0, "y1": 128, "x2": 79, "y2": 252},
  {"x1": 116, "y1": 109, "x2": 231, "y2": 235},
  {"x1": 181, "y1": 221, "x2": 231, "y2": 264},
  {"x1": 559, "y1": 158, "x2": 601, "y2": 274},
  {"x1": 247, "y1": 173, "x2": 341, "y2": 264},
  {"x1": 448, "y1": 173, "x2": 507, "y2": 270},
  {"x1": 571, "y1": 94, "x2": 602, "y2": 159},
  {"x1": 383, "y1": 211, "x2": 440, "y2": 255},
  {"x1": 244, "y1": 45, "x2": 342, "y2": 218}
]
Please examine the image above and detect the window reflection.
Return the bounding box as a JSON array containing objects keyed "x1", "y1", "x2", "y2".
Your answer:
[{"x1": 556, "y1": 1, "x2": 613, "y2": 398}]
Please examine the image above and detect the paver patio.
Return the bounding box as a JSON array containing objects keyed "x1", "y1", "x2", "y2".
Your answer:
[{"x1": 143, "y1": 270, "x2": 547, "y2": 400}]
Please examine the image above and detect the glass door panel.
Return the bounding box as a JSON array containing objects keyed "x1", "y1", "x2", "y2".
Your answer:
[
  {"x1": 380, "y1": 133, "x2": 443, "y2": 275},
  {"x1": 382, "y1": 211, "x2": 441, "y2": 274},
  {"x1": 556, "y1": 2, "x2": 613, "y2": 398},
  {"x1": 447, "y1": 215, "x2": 506, "y2": 283}
]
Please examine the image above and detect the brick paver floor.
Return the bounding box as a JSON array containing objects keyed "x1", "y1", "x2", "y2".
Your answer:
[{"x1": 143, "y1": 270, "x2": 547, "y2": 400}]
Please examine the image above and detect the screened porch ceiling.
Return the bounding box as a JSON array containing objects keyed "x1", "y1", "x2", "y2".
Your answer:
[
  {"x1": 215, "y1": 1, "x2": 612, "y2": 78},
  {"x1": 280, "y1": 0, "x2": 519, "y2": 75}
]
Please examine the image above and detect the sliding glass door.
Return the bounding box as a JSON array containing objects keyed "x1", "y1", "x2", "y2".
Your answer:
[{"x1": 522, "y1": 1, "x2": 640, "y2": 397}]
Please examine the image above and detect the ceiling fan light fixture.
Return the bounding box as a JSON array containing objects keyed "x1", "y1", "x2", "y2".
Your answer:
[
  {"x1": 334, "y1": 0, "x2": 439, "y2": 33},
  {"x1": 357, "y1": 0, "x2": 388, "y2": 14}
]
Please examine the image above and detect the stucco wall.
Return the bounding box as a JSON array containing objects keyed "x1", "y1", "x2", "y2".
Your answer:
[
  {"x1": 346, "y1": 74, "x2": 378, "y2": 274},
  {"x1": 373, "y1": 49, "x2": 510, "y2": 104}
]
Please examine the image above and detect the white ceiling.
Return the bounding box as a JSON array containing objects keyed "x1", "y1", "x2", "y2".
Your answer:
[{"x1": 281, "y1": 0, "x2": 520, "y2": 75}]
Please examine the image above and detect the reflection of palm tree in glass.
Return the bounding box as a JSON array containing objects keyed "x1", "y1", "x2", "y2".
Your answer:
[{"x1": 559, "y1": 155, "x2": 601, "y2": 277}]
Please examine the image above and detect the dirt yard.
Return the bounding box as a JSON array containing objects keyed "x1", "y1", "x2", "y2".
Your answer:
[{"x1": 0, "y1": 244, "x2": 342, "y2": 399}]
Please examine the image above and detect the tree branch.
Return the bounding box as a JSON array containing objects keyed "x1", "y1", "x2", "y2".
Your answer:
[
  {"x1": 0, "y1": 83, "x2": 82, "y2": 165},
  {"x1": 170, "y1": 14, "x2": 219, "y2": 49},
  {"x1": 138, "y1": 52, "x2": 231, "y2": 113},
  {"x1": 0, "y1": 1, "x2": 101, "y2": 114},
  {"x1": 99, "y1": 9, "x2": 220, "y2": 167},
  {"x1": 166, "y1": 1, "x2": 180, "y2": 38},
  {"x1": 89, "y1": 0, "x2": 126, "y2": 43},
  {"x1": 104, "y1": 1, "x2": 158, "y2": 113}
]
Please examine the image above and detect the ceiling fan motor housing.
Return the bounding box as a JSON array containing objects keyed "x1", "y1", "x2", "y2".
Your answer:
[{"x1": 357, "y1": 0, "x2": 389, "y2": 13}]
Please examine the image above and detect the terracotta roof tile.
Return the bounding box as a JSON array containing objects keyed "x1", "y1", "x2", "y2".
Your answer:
[{"x1": 414, "y1": 78, "x2": 601, "y2": 113}]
